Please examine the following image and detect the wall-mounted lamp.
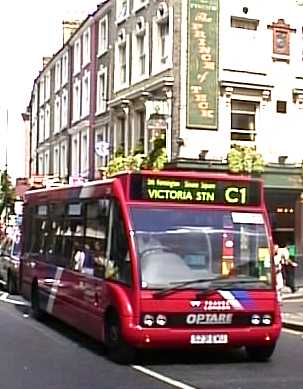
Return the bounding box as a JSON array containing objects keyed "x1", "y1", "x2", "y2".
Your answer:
[
  {"x1": 278, "y1": 155, "x2": 288, "y2": 164},
  {"x1": 176, "y1": 137, "x2": 184, "y2": 147},
  {"x1": 243, "y1": 6, "x2": 248, "y2": 14},
  {"x1": 199, "y1": 149, "x2": 209, "y2": 160}
]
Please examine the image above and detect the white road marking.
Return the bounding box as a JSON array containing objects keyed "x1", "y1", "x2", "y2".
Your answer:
[
  {"x1": 132, "y1": 365, "x2": 197, "y2": 389},
  {"x1": 282, "y1": 328, "x2": 303, "y2": 336},
  {"x1": 0, "y1": 292, "x2": 29, "y2": 306}
]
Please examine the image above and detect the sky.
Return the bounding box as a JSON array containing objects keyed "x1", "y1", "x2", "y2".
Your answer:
[{"x1": 0, "y1": 0, "x2": 100, "y2": 183}]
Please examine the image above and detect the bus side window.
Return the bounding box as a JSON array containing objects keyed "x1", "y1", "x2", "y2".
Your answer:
[
  {"x1": 107, "y1": 201, "x2": 131, "y2": 285},
  {"x1": 84, "y1": 200, "x2": 109, "y2": 278}
]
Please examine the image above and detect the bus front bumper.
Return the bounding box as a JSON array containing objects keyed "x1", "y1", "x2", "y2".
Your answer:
[{"x1": 123, "y1": 323, "x2": 282, "y2": 349}]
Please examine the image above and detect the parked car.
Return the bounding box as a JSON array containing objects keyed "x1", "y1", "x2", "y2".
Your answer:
[{"x1": 0, "y1": 234, "x2": 21, "y2": 294}]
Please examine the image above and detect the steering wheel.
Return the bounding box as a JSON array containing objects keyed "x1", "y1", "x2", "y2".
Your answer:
[{"x1": 140, "y1": 246, "x2": 170, "y2": 258}]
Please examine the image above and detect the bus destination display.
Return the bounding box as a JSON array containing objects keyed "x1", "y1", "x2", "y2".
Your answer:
[{"x1": 130, "y1": 175, "x2": 261, "y2": 206}]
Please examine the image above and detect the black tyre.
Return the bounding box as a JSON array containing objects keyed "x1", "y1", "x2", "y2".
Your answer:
[
  {"x1": 246, "y1": 343, "x2": 276, "y2": 362},
  {"x1": 105, "y1": 312, "x2": 136, "y2": 364},
  {"x1": 7, "y1": 272, "x2": 16, "y2": 295},
  {"x1": 31, "y1": 284, "x2": 45, "y2": 321}
]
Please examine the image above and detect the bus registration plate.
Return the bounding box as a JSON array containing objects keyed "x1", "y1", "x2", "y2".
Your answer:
[{"x1": 190, "y1": 334, "x2": 228, "y2": 345}]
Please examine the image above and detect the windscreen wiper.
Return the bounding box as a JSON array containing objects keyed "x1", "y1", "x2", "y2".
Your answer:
[
  {"x1": 153, "y1": 275, "x2": 228, "y2": 298},
  {"x1": 154, "y1": 276, "x2": 268, "y2": 298}
]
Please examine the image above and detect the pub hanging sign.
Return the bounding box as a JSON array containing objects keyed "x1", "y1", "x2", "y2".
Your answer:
[{"x1": 187, "y1": 0, "x2": 219, "y2": 129}]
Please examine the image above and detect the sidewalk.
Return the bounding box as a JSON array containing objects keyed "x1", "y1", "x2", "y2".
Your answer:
[{"x1": 281, "y1": 286, "x2": 303, "y2": 332}]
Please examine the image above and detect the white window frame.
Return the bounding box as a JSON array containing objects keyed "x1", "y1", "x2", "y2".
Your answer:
[
  {"x1": 53, "y1": 146, "x2": 60, "y2": 177},
  {"x1": 44, "y1": 150, "x2": 50, "y2": 176},
  {"x1": 72, "y1": 78, "x2": 81, "y2": 123},
  {"x1": 39, "y1": 109, "x2": 45, "y2": 143},
  {"x1": 152, "y1": 3, "x2": 173, "y2": 75},
  {"x1": 96, "y1": 65, "x2": 108, "y2": 114},
  {"x1": 60, "y1": 141, "x2": 68, "y2": 178},
  {"x1": 61, "y1": 89, "x2": 68, "y2": 129},
  {"x1": 81, "y1": 130, "x2": 89, "y2": 177},
  {"x1": 82, "y1": 28, "x2": 91, "y2": 67},
  {"x1": 116, "y1": 0, "x2": 129, "y2": 24},
  {"x1": 133, "y1": 0, "x2": 149, "y2": 13},
  {"x1": 62, "y1": 52, "x2": 69, "y2": 86},
  {"x1": 114, "y1": 30, "x2": 130, "y2": 91},
  {"x1": 73, "y1": 38, "x2": 81, "y2": 75},
  {"x1": 39, "y1": 79, "x2": 45, "y2": 106},
  {"x1": 44, "y1": 104, "x2": 50, "y2": 139},
  {"x1": 231, "y1": 100, "x2": 258, "y2": 145},
  {"x1": 45, "y1": 71, "x2": 51, "y2": 101},
  {"x1": 81, "y1": 70, "x2": 90, "y2": 118},
  {"x1": 54, "y1": 95, "x2": 61, "y2": 133},
  {"x1": 98, "y1": 15, "x2": 108, "y2": 56},
  {"x1": 95, "y1": 126, "x2": 109, "y2": 169},
  {"x1": 71, "y1": 133, "x2": 80, "y2": 176},
  {"x1": 38, "y1": 154, "x2": 44, "y2": 175},
  {"x1": 55, "y1": 60, "x2": 61, "y2": 92},
  {"x1": 132, "y1": 18, "x2": 149, "y2": 84}
]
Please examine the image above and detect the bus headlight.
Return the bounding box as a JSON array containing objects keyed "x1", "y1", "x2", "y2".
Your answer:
[
  {"x1": 251, "y1": 314, "x2": 261, "y2": 325},
  {"x1": 262, "y1": 314, "x2": 272, "y2": 325},
  {"x1": 143, "y1": 314, "x2": 154, "y2": 327},
  {"x1": 156, "y1": 314, "x2": 167, "y2": 326}
]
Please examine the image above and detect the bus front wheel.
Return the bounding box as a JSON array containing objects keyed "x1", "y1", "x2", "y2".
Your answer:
[
  {"x1": 105, "y1": 312, "x2": 136, "y2": 364},
  {"x1": 245, "y1": 343, "x2": 276, "y2": 362}
]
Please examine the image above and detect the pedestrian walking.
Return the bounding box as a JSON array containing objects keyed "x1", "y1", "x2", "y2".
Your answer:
[{"x1": 284, "y1": 242, "x2": 298, "y2": 293}]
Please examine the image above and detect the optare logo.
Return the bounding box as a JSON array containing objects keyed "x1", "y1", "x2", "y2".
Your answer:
[{"x1": 190, "y1": 301, "x2": 201, "y2": 308}]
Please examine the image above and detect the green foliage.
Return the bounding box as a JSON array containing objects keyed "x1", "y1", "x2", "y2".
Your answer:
[
  {"x1": 141, "y1": 134, "x2": 168, "y2": 171},
  {"x1": 105, "y1": 134, "x2": 168, "y2": 177},
  {"x1": 227, "y1": 145, "x2": 264, "y2": 174}
]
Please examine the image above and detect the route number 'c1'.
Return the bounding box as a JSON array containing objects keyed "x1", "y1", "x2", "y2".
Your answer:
[{"x1": 225, "y1": 187, "x2": 247, "y2": 204}]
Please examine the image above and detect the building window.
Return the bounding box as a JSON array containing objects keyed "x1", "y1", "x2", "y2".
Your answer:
[
  {"x1": 73, "y1": 39, "x2": 81, "y2": 75},
  {"x1": 120, "y1": 43, "x2": 127, "y2": 84},
  {"x1": 116, "y1": 117, "x2": 126, "y2": 154},
  {"x1": 54, "y1": 96, "x2": 61, "y2": 133},
  {"x1": 45, "y1": 72, "x2": 51, "y2": 100},
  {"x1": 61, "y1": 89, "x2": 68, "y2": 128},
  {"x1": 96, "y1": 66, "x2": 107, "y2": 114},
  {"x1": 134, "y1": 111, "x2": 145, "y2": 152},
  {"x1": 116, "y1": 0, "x2": 128, "y2": 23},
  {"x1": 62, "y1": 52, "x2": 69, "y2": 85},
  {"x1": 231, "y1": 100, "x2": 257, "y2": 142},
  {"x1": 71, "y1": 134, "x2": 80, "y2": 176},
  {"x1": 44, "y1": 151, "x2": 50, "y2": 176},
  {"x1": 277, "y1": 100, "x2": 287, "y2": 113},
  {"x1": 82, "y1": 28, "x2": 91, "y2": 66},
  {"x1": 73, "y1": 78, "x2": 81, "y2": 122},
  {"x1": 82, "y1": 71, "x2": 90, "y2": 118},
  {"x1": 60, "y1": 142, "x2": 67, "y2": 178},
  {"x1": 231, "y1": 17, "x2": 259, "y2": 30},
  {"x1": 55, "y1": 61, "x2": 61, "y2": 91},
  {"x1": 133, "y1": 0, "x2": 149, "y2": 13},
  {"x1": 95, "y1": 126, "x2": 109, "y2": 169},
  {"x1": 39, "y1": 110, "x2": 45, "y2": 143},
  {"x1": 54, "y1": 146, "x2": 60, "y2": 176},
  {"x1": 138, "y1": 35, "x2": 145, "y2": 74},
  {"x1": 39, "y1": 79, "x2": 45, "y2": 106},
  {"x1": 45, "y1": 104, "x2": 50, "y2": 139},
  {"x1": 98, "y1": 15, "x2": 108, "y2": 56},
  {"x1": 81, "y1": 131, "x2": 88, "y2": 177},
  {"x1": 268, "y1": 19, "x2": 295, "y2": 59},
  {"x1": 152, "y1": 3, "x2": 172, "y2": 75}
]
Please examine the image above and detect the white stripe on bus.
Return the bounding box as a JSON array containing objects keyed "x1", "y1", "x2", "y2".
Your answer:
[{"x1": 46, "y1": 267, "x2": 64, "y2": 314}]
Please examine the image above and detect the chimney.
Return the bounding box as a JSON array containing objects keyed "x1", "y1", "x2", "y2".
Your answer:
[
  {"x1": 42, "y1": 56, "x2": 51, "y2": 68},
  {"x1": 62, "y1": 20, "x2": 81, "y2": 44}
]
